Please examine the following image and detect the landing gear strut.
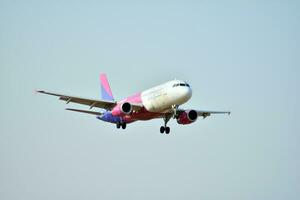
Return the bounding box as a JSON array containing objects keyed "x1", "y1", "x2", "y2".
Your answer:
[{"x1": 160, "y1": 114, "x2": 172, "y2": 134}]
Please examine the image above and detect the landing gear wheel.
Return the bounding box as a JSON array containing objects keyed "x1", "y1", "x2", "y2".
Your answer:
[
  {"x1": 160, "y1": 126, "x2": 165, "y2": 133},
  {"x1": 165, "y1": 127, "x2": 170, "y2": 134},
  {"x1": 121, "y1": 123, "x2": 127, "y2": 129},
  {"x1": 116, "y1": 122, "x2": 121, "y2": 129}
]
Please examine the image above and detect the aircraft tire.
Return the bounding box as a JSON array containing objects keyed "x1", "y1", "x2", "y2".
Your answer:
[
  {"x1": 165, "y1": 127, "x2": 170, "y2": 134},
  {"x1": 160, "y1": 126, "x2": 165, "y2": 133}
]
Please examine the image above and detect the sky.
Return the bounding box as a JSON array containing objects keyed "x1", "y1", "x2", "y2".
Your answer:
[{"x1": 1, "y1": 1, "x2": 299, "y2": 199}]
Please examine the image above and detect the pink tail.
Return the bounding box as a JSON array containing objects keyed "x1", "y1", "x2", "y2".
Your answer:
[{"x1": 100, "y1": 73, "x2": 114, "y2": 101}]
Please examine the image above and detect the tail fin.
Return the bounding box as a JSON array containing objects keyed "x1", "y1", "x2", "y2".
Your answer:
[{"x1": 100, "y1": 73, "x2": 115, "y2": 101}]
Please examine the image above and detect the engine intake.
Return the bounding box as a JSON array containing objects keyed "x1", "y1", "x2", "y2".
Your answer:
[
  {"x1": 121, "y1": 102, "x2": 132, "y2": 114},
  {"x1": 111, "y1": 102, "x2": 133, "y2": 116},
  {"x1": 177, "y1": 110, "x2": 198, "y2": 125}
]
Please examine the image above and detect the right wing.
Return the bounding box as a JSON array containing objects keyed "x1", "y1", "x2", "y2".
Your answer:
[
  {"x1": 36, "y1": 90, "x2": 117, "y2": 110},
  {"x1": 66, "y1": 108, "x2": 103, "y2": 115},
  {"x1": 36, "y1": 90, "x2": 144, "y2": 111}
]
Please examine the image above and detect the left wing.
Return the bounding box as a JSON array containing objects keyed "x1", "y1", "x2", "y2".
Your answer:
[
  {"x1": 172, "y1": 108, "x2": 230, "y2": 119},
  {"x1": 196, "y1": 110, "x2": 231, "y2": 118}
]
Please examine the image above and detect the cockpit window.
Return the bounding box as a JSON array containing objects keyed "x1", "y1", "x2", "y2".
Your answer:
[{"x1": 173, "y1": 83, "x2": 190, "y2": 87}]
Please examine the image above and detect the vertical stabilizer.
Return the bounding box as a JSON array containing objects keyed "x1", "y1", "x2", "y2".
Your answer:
[{"x1": 100, "y1": 73, "x2": 114, "y2": 101}]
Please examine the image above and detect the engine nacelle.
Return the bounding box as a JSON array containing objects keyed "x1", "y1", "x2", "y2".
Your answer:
[
  {"x1": 177, "y1": 110, "x2": 198, "y2": 125},
  {"x1": 111, "y1": 102, "x2": 133, "y2": 116}
]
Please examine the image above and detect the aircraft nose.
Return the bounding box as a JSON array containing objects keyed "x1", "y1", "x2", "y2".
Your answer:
[
  {"x1": 185, "y1": 87, "x2": 192, "y2": 99},
  {"x1": 181, "y1": 86, "x2": 192, "y2": 101}
]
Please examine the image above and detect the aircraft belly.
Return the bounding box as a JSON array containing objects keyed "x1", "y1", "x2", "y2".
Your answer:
[{"x1": 128, "y1": 108, "x2": 162, "y2": 120}]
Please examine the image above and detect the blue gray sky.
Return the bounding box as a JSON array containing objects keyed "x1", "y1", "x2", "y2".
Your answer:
[{"x1": 1, "y1": 1, "x2": 299, "y2": 200}]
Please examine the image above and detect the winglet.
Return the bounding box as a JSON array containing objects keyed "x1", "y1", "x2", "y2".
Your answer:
[{"x1": 100, "y1": 73, "x2": 114, "y2": 101}]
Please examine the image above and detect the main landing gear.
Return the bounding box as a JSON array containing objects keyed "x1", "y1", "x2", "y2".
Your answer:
[
  {"x1": 160, "y1": 114, "x2": 172, "y2": 134},
  {"x1": 116, "y1": 122, "x2": 126, "y2": 129},
  {"x1": 160, "y1": 126, "x2": 170, "y2": 134}
]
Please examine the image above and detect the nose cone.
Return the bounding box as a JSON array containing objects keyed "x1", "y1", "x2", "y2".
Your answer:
[
  {"x1": 179, "y1": 86, "x2": 192, "y2": 103},
  {"x1": 185, "y1": 87, "x2": 192, "y2": 100}
]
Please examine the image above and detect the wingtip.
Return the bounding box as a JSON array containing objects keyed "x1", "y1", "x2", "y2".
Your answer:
[
  {"x1": 65, "y1": 108, "x2": 77, "y2": 112},
  {"x1": 34, "y1": 89, "x2": 43, "y2": 94},
  {"x1": 35, "y1": 90, "x2": 44, "y2": 93}
]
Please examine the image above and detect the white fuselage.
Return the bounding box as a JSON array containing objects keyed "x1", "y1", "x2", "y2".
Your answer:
[{"x1": 141, "y1": 80, "x2": 192, "y2": 113}]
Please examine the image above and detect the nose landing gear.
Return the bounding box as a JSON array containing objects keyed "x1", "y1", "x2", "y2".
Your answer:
[{"x1": 160, "y1": 114, "x2": 172, "y2": 134}]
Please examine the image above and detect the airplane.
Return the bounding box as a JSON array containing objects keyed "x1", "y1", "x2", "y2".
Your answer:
[{"x1": 37, "y1": 73, "x2": 230, "y2": 134}]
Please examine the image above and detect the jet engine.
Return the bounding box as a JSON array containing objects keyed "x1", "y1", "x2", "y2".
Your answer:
[
  {"x1": 177, "y1": 110, "x2": 198, "y2": 125},
  {"x1": 111, "y1": 102, "x2": 133, "y2": 116}
]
